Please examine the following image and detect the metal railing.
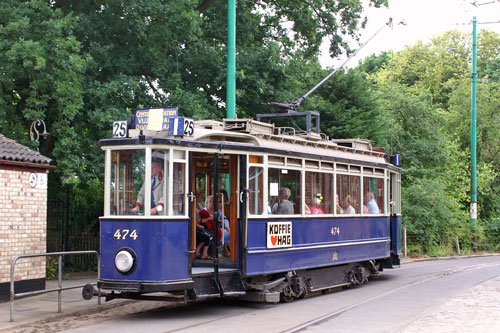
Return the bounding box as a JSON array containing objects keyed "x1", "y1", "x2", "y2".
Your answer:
[{"x1": 10, "y1": 250, "x2": 101, "y2": 322}]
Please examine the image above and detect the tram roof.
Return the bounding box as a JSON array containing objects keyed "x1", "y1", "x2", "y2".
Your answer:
[{"x1": 101, "y1": 118, "x2": 401, "y2": 171}]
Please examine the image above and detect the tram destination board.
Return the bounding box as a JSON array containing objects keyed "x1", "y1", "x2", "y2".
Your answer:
[{"x1": 134, "y1": 107, "x2": 178, "y2": 131}]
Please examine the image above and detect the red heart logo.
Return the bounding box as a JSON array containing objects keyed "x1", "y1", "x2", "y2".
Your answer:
[{"x1": 271, "y1": 235, "x2": 277, "y2": 246}]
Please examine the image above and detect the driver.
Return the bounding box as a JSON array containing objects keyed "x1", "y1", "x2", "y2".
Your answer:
[{"x1": 131, "y1": 159, "x2": 165, "y2": 214}]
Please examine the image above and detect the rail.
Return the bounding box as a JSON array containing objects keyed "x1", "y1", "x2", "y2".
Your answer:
[{"x1": 10, "y1": 250, "x2": 101, "y2": 322}]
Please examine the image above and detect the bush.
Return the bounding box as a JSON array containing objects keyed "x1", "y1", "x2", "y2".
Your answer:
[
  {"x1": 403, "y1": 178, "x2": 466, "y2": 255},
  {"x1": 481, "y1": 217, "x2": 500, "y2": 251},
  {"x1": 46, "y1": 256, "x2": 58, "y2": 280}
]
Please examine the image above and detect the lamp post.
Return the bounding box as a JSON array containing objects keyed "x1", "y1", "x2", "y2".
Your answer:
[
  {"x1": 470, "y1": 16, "x2": 478, "y2": 251},
  {"x1": 226, "y1": 0, "x2": 236, "y2": 119}
]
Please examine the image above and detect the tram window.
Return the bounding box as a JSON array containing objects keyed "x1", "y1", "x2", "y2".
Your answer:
[
  {"x1": 151, "y1": 150, "x2": 168, "y2": 216},
  {"x1": 173, "y1": 162, "x2": 185, "y2": 216},
  {"x1": 305, "y1": 172, "x2": 333, "y2": 214},
  {"x1": 287, "y1": 158, "x2": 302, "y2": 167},
  {"x1": 173, "y1": 150, "x2": 186, "y2": 160},
  {"x1": 249, "y1": 167, "x2": 264, "y2": 215},
  {"x1": 305, "y1": 160, "x2": 319, "y2": 169},
  {"x1": 336, "y1": 174, "x2": 361, "y2": 214},
  {"x1": 336, "y1": 163, "x2": 348, "y2": 172},
  {"x1": 110, "y1": 149, "x2": 145, "y2": 216},
  {"x1": 269, "y1": 156, "x2": 285, "y2": 165},
  {"x1": 390, "y1": 173, "x2": 402, "y2": 215},
  {"x1": 195, "y1": 172, "x2": 207, "y2": 216},
  {"x1": 363, "y1": 177, "x2": 384, "y2": 214},
  {"x1": 321, "y1": 162, "x2": 334, "y2": 170},
  {"x1": 363, "y1": 167, "x2": 374, "y2": 175},
  {"x1": 249, "y1": 155, "x2": 263, "y2": 164},
  {"x1": 350, "y1": 165, "x2": 361, "y2": 173},
  {"x1": 268, "y1": 168, "x2": 302, "y2": 215}
]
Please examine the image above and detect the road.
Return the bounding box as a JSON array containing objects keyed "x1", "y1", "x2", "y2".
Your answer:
[{"x1": 15, "y1": 256, "x2": 500, "y2": 332}]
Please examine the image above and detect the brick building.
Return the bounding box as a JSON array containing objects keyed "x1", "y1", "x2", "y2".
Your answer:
[{"x1": 0, "y1": 134, "x2": 55, "y2": 301}]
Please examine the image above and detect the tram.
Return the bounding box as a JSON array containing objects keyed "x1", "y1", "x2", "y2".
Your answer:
[{"x1": 97, "y1": 108, "x2": 402, "y2": 303}]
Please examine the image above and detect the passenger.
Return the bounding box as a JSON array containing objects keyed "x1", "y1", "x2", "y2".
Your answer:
[
  {"x1": 342, "y1": 195, "x2": 355, "y2": 214},
  {"x1": 196, "y1": 196, "x2": 215, "y2": 259},
  {"x1": 195, "y1": 189, "x2": 204, "y2": 219},
  {"x1": 304, "y1": 202, "x2": 312, "y2": 214},
  {"x1": 270, "y1": 195, "x2": 279, "y2": 213},
  {"x1": 131, "y1": 159, "x2": 164, "y2": 215},
  {"x1": 198, "y1": 195, "x2": 223, "y2": 259},
  {"x1": 219, "y1": 191, "x2": 230, "y2": 257},
  {"x1": 271, "y1": 187, "x2": 294, "y2": 215},
  {"x1": 310, "y1": 197, "x2": 325, "y2": 215},
  {"x1": 336, "y1": 194, "x2": 344, "y2": 214},
  {"x1": 195, "y1": 217, "x2": 213, "y2": 260},
  {"x1": 297, "y1": 195, "x2": 311, "y2": 214},
  {"x1": 365, "y1": 192, "x2": 380, "y2": 214}
]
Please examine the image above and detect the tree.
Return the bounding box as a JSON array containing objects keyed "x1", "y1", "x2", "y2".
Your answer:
[
  {"x1": 312, "y1": 67, "x2": 387, "y2": 146},
  {"x1": 1, "y1": 1, "x2": 389, "y2": 226},
  {"x1": 0, "y1": 0, "x2": 86, "y2": 161},
  {"x1": 370, "y1": 30, "x2": 500, "y2": 253}
]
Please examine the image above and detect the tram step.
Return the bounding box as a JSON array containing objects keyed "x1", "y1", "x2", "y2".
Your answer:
[
  {"x1": 192, "y1": 270, "x2": 245, "y2": 299},
  {"x1": 238, "y1": 291, "x2": 280, "y2": 303}
]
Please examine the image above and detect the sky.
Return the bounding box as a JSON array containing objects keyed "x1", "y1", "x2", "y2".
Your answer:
[{"x1": 320, "y1": 0, "x2": 500, "y2": 68}]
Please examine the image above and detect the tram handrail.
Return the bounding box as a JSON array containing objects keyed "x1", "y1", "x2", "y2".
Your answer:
[{"x1": 9, "y1": 250, "x2": 101, "y2": 322}]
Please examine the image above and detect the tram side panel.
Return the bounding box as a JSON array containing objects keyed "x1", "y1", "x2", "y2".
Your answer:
[
  {"x1": 100, "y1": 219, "x2": 189, "y2": 282},
  {"x1": 244, "y1": 217, "x2": 390, "y2": 277},
  {"x1": 390, "y1": 214, "x2": 402, "y2": 266}
]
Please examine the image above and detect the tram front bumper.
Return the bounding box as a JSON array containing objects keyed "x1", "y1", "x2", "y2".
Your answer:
[{"x1": 98, "y1": 279, "x2": 194, "y2": 293}]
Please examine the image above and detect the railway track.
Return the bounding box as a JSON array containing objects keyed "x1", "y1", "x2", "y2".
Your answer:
[
  {"x1": 283, "y1": 260, "x2": 500, "y2": 332},
  {"x1": 6, "y1": 256, "x2": 500, "y2": 333}
]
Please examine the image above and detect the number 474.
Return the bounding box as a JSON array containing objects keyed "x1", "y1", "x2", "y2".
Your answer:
[
  {"x1": 331, "y1": 227, "x2": 340, "y2": 236},
  {"x1": 114, "y1": 229, "x2": 138, "y2": 240}
]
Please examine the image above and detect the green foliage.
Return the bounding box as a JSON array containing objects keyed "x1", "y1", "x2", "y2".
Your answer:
[
  {"x1": 370, "y1": 29, "x2": 500, "y2": 254},
  {"x1": 3, "y1": 1, "x2": 499, "y2": 256},
  {"x1": 1, "y1": 1, "x2": 388, "y2": 256},
  {"x1": 46, "y1": 256, "x2": 58, "y2": 280},
  {"x1": 481, "y1": 217, "x2": 500, "y2": 251},
  {"x1": 46, "y1": 256, "x2": 73, "y2": 279},
  {"x1": 378, "y1": 85, "x2": 448, "y2": 177},
  {"x1": 0, "y1": 0, "x2": 87, "y2": 159},
  {"x1": 403, "y1": 178, "x2": 466, "y2": 254},
  {"x1": 429, "y1": 244, "x2": 457, "y2": 258},
  {"x1": 316, "y1": 68, "x2": 387, "y2": 146}
]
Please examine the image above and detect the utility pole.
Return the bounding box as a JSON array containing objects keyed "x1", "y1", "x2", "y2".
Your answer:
[
  {"x1": 470, "y1": 16, "x2": 478, "y2": 251},
  {"x1": 226, "y1": 0, "x2": 236, "y2": 119}
]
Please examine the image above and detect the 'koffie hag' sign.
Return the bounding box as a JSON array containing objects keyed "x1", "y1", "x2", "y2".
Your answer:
[{"x1": 267, "y1": 222, "x2": 292, "y2": 249}]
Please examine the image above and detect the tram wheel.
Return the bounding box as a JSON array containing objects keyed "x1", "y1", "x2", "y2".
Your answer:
[
  {"x1": 280, "y1": 285, "x2": 295, "y2": 303},
  {"x1": 280, "y1": 293, "x2": 295, "y2": 303}
]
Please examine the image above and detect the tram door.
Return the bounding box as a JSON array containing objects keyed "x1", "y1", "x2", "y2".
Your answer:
[{"x1": 190, "y1": 152, "x2": 239, "y2": 264}]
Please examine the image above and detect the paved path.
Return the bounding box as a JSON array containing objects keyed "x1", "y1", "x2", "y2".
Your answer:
[
  {"x1": 0, "y1": 273, "x2": 125, "y2": 332},
  {"x1": 403, "y1": 275, "x2": 500, "y2": 333},
  {"x1": 1, "y1": 256, "x2": 499, "y2": 332}
]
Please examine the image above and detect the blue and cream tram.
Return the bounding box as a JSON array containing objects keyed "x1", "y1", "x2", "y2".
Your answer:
[{"x1": 98, "y1": 109, "x2": 402, "y2": 302}]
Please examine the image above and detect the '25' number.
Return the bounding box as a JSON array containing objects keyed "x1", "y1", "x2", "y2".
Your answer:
[
  {"x1": 183, "y1": 118, "x2": 194, "y2": 136},
  {"x1": 113, "y1": 121, "x2": 127, "y2": 138},
  {"x1": 114, "y1": 229, "x2": 138, "y2": 240}
]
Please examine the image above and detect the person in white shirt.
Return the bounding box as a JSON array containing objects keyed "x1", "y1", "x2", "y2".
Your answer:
[
  {"x1": 342, "y1": 195, "x2": 355, "y2": 214},
  {"x1": 365, "y1": 192, "x2": 380, "y2": 214},
  {"x1": 131, "y1": 159, "x2": 165, "y2": 215}
]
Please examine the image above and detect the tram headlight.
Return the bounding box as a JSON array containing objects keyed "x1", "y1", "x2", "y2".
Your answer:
[{"x1": 115, "y1": 250, "x2": 134, "y2": 273}]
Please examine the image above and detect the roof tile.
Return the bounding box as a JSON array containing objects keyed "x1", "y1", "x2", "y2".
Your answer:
[{"x1": 0, "y1": 134, "x2": 52, "y2": 165}]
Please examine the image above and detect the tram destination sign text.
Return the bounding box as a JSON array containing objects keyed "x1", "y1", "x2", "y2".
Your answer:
[{"x1": 135, "y1": 107, "x2": 178, "y2": 131}]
